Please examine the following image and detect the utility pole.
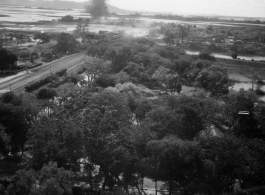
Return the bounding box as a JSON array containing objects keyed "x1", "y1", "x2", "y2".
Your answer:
[{"x1": 155, "y1": 180, "x2": 157, "y2": 195}]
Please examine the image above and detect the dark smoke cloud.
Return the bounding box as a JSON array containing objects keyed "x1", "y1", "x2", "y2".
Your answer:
[{"x1": 86, "y1": 0, "x2": 109, "y2": 19}]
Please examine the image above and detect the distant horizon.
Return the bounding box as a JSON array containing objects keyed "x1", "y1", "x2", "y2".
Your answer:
[
  {"x1": 3, "y1": 0, "x2": 265, "y2": 18},
  {"x1": 69, "y1": 0, "x2": 265, "y2": 18}
]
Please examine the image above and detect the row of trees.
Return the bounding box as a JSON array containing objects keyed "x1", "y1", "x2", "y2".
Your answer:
[{"x1": 1, "y1": 36, "x2": 265, "y2": 194}]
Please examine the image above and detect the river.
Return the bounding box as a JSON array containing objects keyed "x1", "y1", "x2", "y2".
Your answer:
[{"x1": 186, "y1": 51, "x2": 265, "y2": 61}]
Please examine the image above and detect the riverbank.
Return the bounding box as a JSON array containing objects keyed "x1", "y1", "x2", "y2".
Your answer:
[
  {"x1": 214, "y1": 58, "x2": 265, "y2": 97},
  {"x1": 186, "y1": 50, "x2": 265, "y2": 62}
]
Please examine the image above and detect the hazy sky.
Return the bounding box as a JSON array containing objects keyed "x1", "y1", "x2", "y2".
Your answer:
[{"x1": 68, "y1": 0, "x2": 265, "y2": 17}]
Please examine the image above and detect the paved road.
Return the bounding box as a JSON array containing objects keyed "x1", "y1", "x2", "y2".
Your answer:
[{"x1": 0, "y1": 52, "x2": 86, "y2": 93}]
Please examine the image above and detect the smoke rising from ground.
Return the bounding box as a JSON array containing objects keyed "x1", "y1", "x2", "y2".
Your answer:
[{"x1": 86, "y1": 0, "x2": 109, "y2": 19}]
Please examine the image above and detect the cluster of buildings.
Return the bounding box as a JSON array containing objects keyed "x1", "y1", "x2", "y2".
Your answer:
[
  {"x1": 0, "y1": 29, "x2": 124, "y2": 64},
  {"x1": 187, "y1": 27, "x2": 265, "y2": 54},
  {"x1": 0, "y1": 31, "x2": 56, "y2": 63}
]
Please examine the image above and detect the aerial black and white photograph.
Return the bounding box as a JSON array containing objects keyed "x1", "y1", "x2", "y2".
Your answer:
[{"x1": 0, "y1": 0, "x2": 265, "y2": 194}]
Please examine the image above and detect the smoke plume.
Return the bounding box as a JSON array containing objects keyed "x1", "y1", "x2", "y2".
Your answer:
[{"x1": 86, "y1": 0, "x2": 109, "y2": 19}]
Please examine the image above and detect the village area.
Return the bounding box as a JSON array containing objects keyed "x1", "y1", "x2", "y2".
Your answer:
[{"x1": 1, "y1": 1, "x2": 265, "y2": 194}]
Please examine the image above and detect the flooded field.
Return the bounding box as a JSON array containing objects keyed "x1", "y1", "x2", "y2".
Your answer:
[
  {"x1": 2, "y1": 4, "x2": 265, "y2": 35},
  {"x1": 138, "y1": 17, "x2": 265, "y2": 28},
  {"x1": 0, "y1": 5, "x2": 88, "y2": 22},
  {"x1": 0, "y1": 5, "x2": 149, "y2": 36}
]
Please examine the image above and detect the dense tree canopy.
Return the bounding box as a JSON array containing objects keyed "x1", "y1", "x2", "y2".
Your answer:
[
  {"x1": 0, "y1": 48, "x2": 18, "y2": 72},
  {"x1": 0, "y1": 92, "x2": 36, "y2": 155},
  {"x1": 2, "y1": 34, "x2": 265, "y2": 195},
  {"x1": 195, "y1": 66, "x2": 233, "y2": 96},
  {"x1": 55, "y1": 33, "x2": 78, "y2": 54},
  {"x1": 33, "y1": 32, "x2": 51, "y2": 44},
  {"x1": 5, "y1": 163, "x2": 73, "y2": 195}
]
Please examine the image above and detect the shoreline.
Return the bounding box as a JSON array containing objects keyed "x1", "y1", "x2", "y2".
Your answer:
[{"x1": 186, "y1": 50, "x2": 265, "y2": 62}]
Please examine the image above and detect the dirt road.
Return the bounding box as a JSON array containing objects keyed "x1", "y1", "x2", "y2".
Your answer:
[{"x1": 0, "y1": 52, "x2": 87, "y2": 93}]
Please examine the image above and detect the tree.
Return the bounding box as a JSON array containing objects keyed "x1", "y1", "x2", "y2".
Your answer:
[
  {"x1": 36, "y1": 88, "x2": 57, "y2": 100},
  {"x1": 171, "y1": 58, "x2": 191, "y2": 77},
  {"x1": 198, "y1": 52, "x2": 216, "y2": 61},
  {"x1": 0, "y1": 47, "x2": 18, "y2": 72},
  {"x1": 195, "y1": 66, "x2": 233, "y2": 96},
  {"x1": 165, "y1": 95, "x2": 206, "y2": 140},
  {"x1": 167, "y1": 74, "x2": 182, "y2": 95},
  {"x1": 152, "y1": 66, "x2": 182, "y2": 94},
  {"x1": 42, "y1": 52, "x2": 53, "y2": 62},
  {"x1": 163, "y1": 29, "x2": 177, "y2": 45},
  {"x1": 84, "y1": 57, "x2": 107, "y2": 81},
  {"x1": 123, "y1": 62, "x2": 144, "y2": 79},
  {"x1": 112, "y1": 71, "x2": 131, "y2": 84},
  {"x1": 108, "y1": 46, "x2": 133, "y2": 73},
  {"x1": 223, "y1": 90, "x2": 265, "y2": 138},
  {"x1": 230, "y1": 45, "x2": 238, "y2": 52},
  {"x1": 207, "y1": 25, "x2": 213, "y2": 32},
  {"x1": 0, "y1": 92, "x2": 35, "y2": 155},
  {"x1": 133, "y1": 52, "x2": 171, "y2": 71},
  {"x1": 208, "y1": 43, "x2": 220, "y2": 52},
  {"x1": 177, "y1": 24, "x2": 191, "y2": 43},
  {"x1": 144, "y1": 106, "x2": 181, "y2": 139},
  {"x1": 160, "y1": 23, "x2": 178, "y2": 45},
  {"x1": 87, "y1": 45, "x2": 100, "y2": 57},
  {"x1": 95, "y1": 74, "x2": 116, "y2": 88},
  {"x1": 230, "y1": 51, "x2": 238, "y2": 59},
  {"x1": 26, "y1": 113, "x2": 84, "y2": 170},
  {"x1": 5, "y1": 169, "x2": 37, "y2": 195},
  {"x1": 146, "y1": 136, "x2": 202, "y2": 195},
  {"x1": 79, "y1": 90, "x2": 134, "y2": 191},
  {"x1": 187, "y1": 59, "x2": 212, "y2": 82},
  {"x1": 0, "y1": 123, "x2": 9, "y2": 156},
  {"x1": 61, "y1": 15, "x2": 74, "y2": 22},
  {"x1": 33, "y1": 32, "x2": 50, "y2": 44},
  {"x1": 248, "y1": 68, "x2": 260, "y2": 91},
  {"x1": 74, "y1": 20, "x2": 89, "y2": 41},
  {"x1": 147, "y1": 45, "x2": 185, "y2": 59},
  {"x1": 189, "y1": 42, "x2": 201, "y2": 50},
  {"x1": 55, "y1": 33, "x2": 78, "y2": 54},
  {"x1": 5, "y1": 162, "x2": 73, "y2": 195},
  {"x1": 198, "y1": 136, "x2": 265, "y2": 195}
]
